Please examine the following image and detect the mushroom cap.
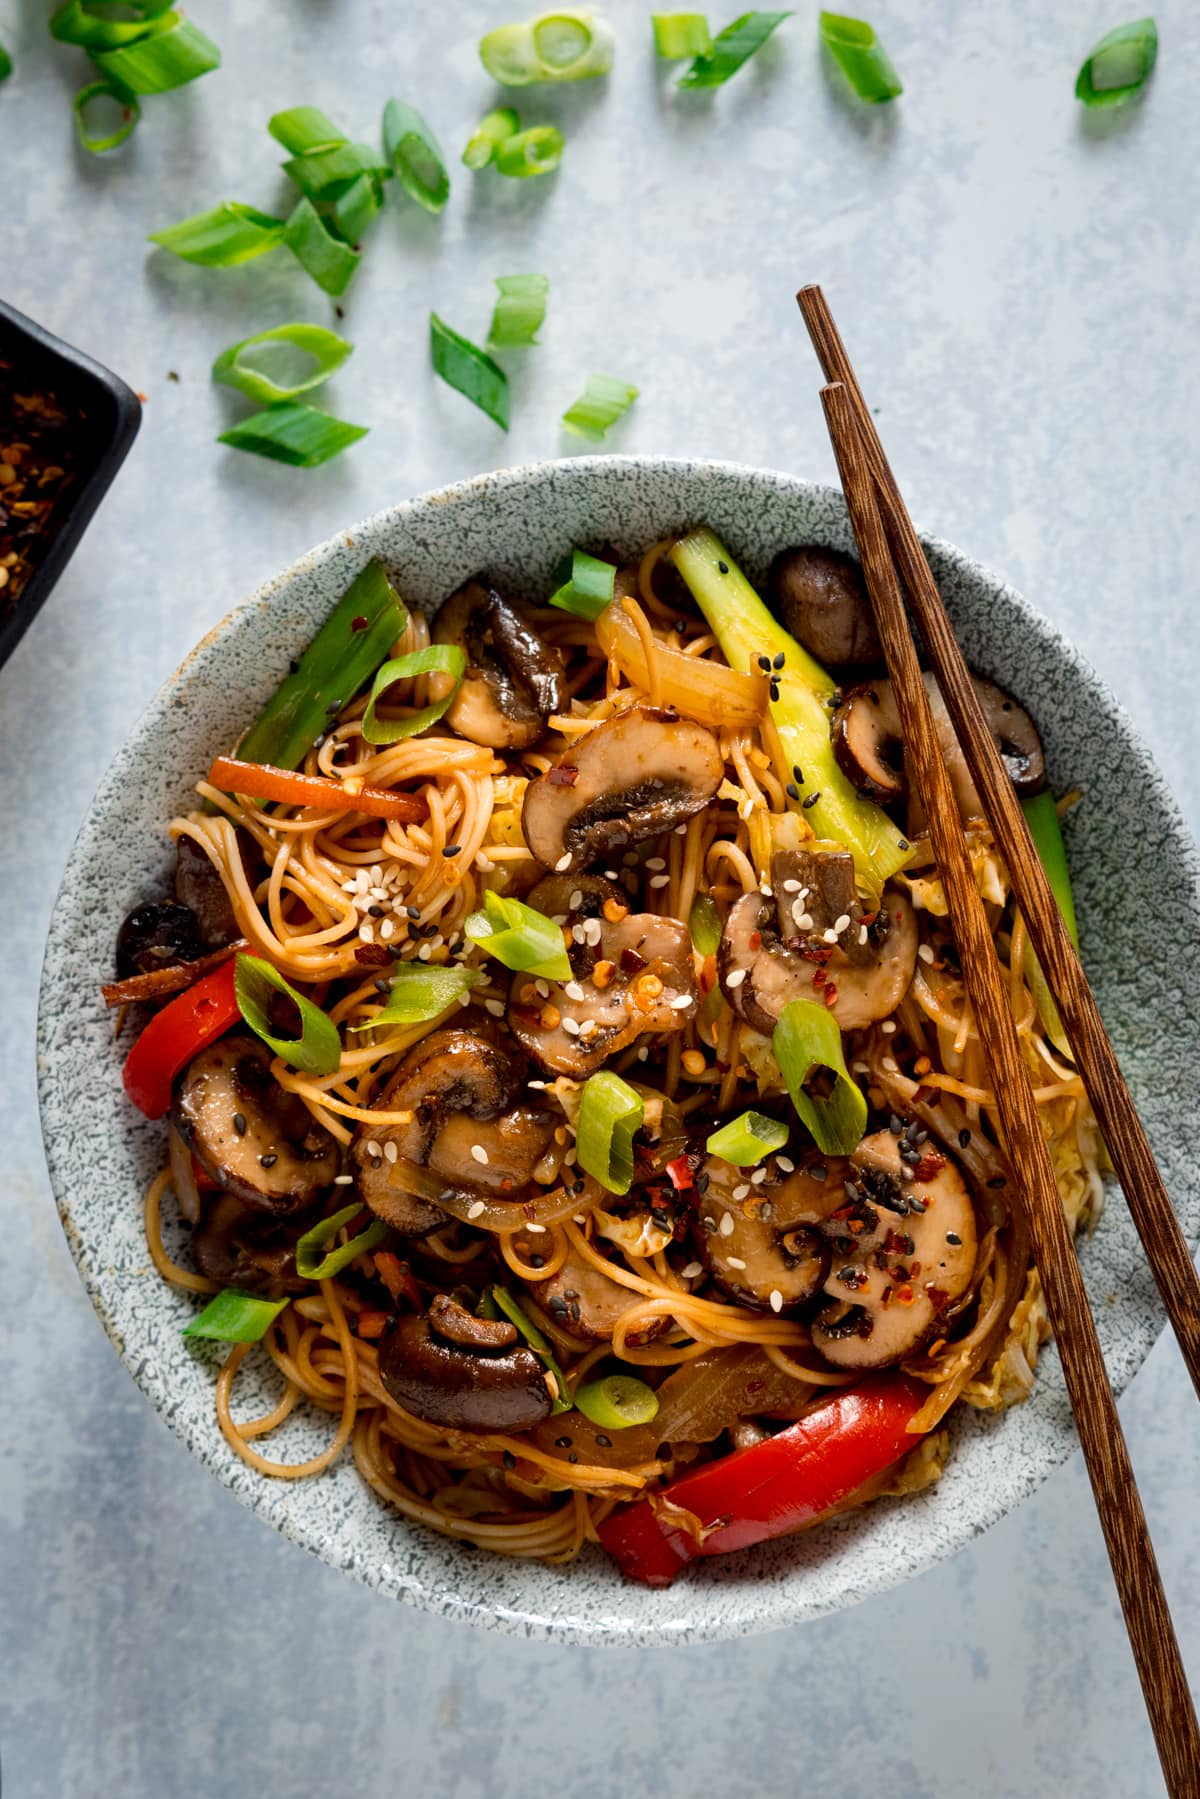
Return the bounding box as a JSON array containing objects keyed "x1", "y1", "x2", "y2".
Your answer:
[
  {"x1": 768, "y1": 545, "x2": 882, "y2": 669},
  {"x1": 519, "y1": 1240, "x2": 666, "y2": 1343},
  {"x1": 116, "y1": 902, "x2": 205, "y2": 981},
  {"x1": 693, "y1": 1153, "x2": 830, "y2": 1314},
  {"x1": 175, "y1": 834, "x2": 244, "y2": 949},
  {"x1": 433, "y1": 578, "x2": 566, "y2": 750},
  {"x1": 377, "y1": 1309, "x2": 553, "y2": 1432}
]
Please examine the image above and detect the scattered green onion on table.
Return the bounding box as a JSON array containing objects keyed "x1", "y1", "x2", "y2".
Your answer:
[
  {"x1": 382, "y1": 98, "x2": 450, "y2": 212},
  {"x1": 87, "y1": 13, "x2": 220, "y2": 93},
  {"x1": 561, "y1": 374, "x2": 638, "y2": 439},
  {"x1": 488, "y1": 273, "x2": 550, "y2": 347},
  {"x1": 479, "y1": 8, "x2": 615, "y2": 85},
  {"x1": 284, "y1": 196, "x2": 362, "y2": 296},
  {"x1": 652, "y1": 14, "x2": 713, "y2": 58},
  {"x1": 218, "y1": 402, "x2": 368, "y2": 468},
  {"x1": 149, "y1": 202, "x2": 287, "y2": 266},
  {"x1": 493, "y1": 124, "x2": 565, "y2": 178},
  {"x1": 74, "y1": 81, "x2": 141, "y2": 152},
  {"x1": 211, "y1": 323, "x2": 353, "y2": 405},
  {"x1": 1075, "y1": 17, "x2": 1157, "y2": 106},
  {"x1": 677, "y1": 10, "x2": 791, "y2": 88},
  {"x1": 430, "y1": 313, "x2": 511, "y2": 428},
  {"x1": 463, "y1": 106, "x2": 522, "y2": 169},
  {"x1": 819, "y1": 10, "x2": 903, "y2": 103}
]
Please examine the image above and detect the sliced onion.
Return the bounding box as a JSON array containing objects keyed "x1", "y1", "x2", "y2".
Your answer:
[{"x1": 595, "y1": 602, "x2": 764, "y2": 728}]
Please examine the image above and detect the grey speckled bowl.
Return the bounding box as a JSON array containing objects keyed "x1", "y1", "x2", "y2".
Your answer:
[{"x1": 37, "y1": 458, "x2": 1200, "y2": 1646}]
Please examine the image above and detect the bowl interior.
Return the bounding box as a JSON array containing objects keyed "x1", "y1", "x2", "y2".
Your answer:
[{"x1": 37, "y1": 457, "x2": 1200, "y2": 1644}]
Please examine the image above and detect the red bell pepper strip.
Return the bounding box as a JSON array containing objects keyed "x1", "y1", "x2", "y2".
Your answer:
[
  {"x1": 122, "y1": 956, "x2": 242, "y2": 1120},
  {"x1": 597, "y1": 1372, "x2": 928, "y2": 1586}
]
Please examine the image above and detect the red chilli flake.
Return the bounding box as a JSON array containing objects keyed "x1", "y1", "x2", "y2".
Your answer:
[
  {"x1": 548, "y1": 765, "x2": 580, "y2": 787},
  {"x1": 823, "y1": 984, "x2": 839, "y2": 1009},
  {"x1": 350, "y1": 614, "x2": 370, "y2": 633},
  {"x1": 927, "y1": 1285, "x2": 951, "y2": 1313},
  {"x1": 894, "y1": 1284, "x2": 915, "y2": 1306},
  {"x1": 748, "y1": 930, "x2": 763, "y2": 951},
  {"x1": 665, "y1": 1154, "x2": 695, "y2": 1192},
  {"x1": 812, "y1": 968, "x2": 827, "y2": 989},
  {"x1": 620, "y1": 947, "x2": 646, "y2": 974},
  {"x1": 913, "y1": 1152, "x2": 945, "y2": 1183}
]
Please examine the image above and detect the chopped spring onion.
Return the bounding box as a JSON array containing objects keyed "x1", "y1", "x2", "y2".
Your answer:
[
  {"x1": 462, "y1": 105, "x2": 521, "y2": 169},
  {"x1": 282, "y1": 140, "x2": 390, "y2": 201},
  {"x1": 688, "y1": 893, "x2": 722, "y2": 957},
  {"x1": 479, "y1": 9, "x2": 615, "y2": 85},
  {"x1": 211, "y1": 323, "x2": 353, "y2": 406},
  {"x1": 51, "y1": 0, "x2": 173, "y2": 49},
  {"x1": 350, "y1": 964, "x2": 483, "y2": 1032},
  {"x1": 706, "y1": 1109, "x2": 789, "y2": 1166},
  {"x1": 465, "y1": 890, "x2": 573, "y2": 981},
  {"x1": 819, "y1": 11, "x2": 902, "y2": 103},
  {"x1": 549, "y1": 548, "x2": 616, "y2": 619},
  {"x1": 489, "y1": 1285, "x2": 573, "y2": 1414},
  {"x1": 89, "y1": 14, "x2": 221, "y2": 93},
  {"x1": 576, "y1": 1070, "x2": 644, "y2": 1195},
  {"x1": 74, "y1": 81, "x2": 141, "y2": 152},
  {"x1": 1076, "y1": 17, "x2": 1157, "y2": 106},
  {"x1": 773, "y1": 998, "x2": 866, "y2": 1157},
  {"x1": 382, "y1": 98, "x2": 449, "y2": 214},
  {"x1": 652, "y1": 13, "x2": 713, "y2": 57},
  {"x1": 234, "y1": 952, "x2": 342, "y2": 1075},
  {"x1": 1021, "y1": 791, "x2": 1080, "y2": 1058},
  {"x1": 429, "y1": 313, "x2": 510, "y2": 429},
  {"x1": 493, "y1": 124, "x2": 565, "y2": 177},
  {"x1": 149, "y1": 201, "x2": 286, "y2": 266},
  {"x1": 575, "y1": 1373, "x2": 660, "y2": 1429},
  {"x1": 296, "y1": 1204, "x2": 388, "y2": 1280},
  {"x1": 183, "y1": 1288, "x2": 289, "y2": 1343},
  {"x1": 561, "y1": 373, "x2": 638, "y2": 439},
  {"x1": 238, "y1": 559, "x2": 407, "y2": 772},
  {"x1": 678, "y1": 10, "x2": 790, "y2": 88},
  {"x1": 331, "y1": 172, "x2": 386, "y2": 243},
  {"x1": 268, "y1": 105, "x2": 346, "y2": 154},
  {"x1": 0, "y1": 41, "x2": 9, "y2": 80},
  {"x1": 218, "y1": 402, "x2": 368, "y2": 468},
  {"x1": 360, "y1": 644, "x2": 467, "y2": 744},
  {"x1": 488, "y1": 273, "x2": 550, "y2": 347},
  {"x1": 284, "y1": 197, "x2": 361, "y2": 295}
]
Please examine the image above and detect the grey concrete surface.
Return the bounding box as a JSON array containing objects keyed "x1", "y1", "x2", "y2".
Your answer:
[{"x1": 3, "y1": 2, "x2": 1199, "y2": 1794}]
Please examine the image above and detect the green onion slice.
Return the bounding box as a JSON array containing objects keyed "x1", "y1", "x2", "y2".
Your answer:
[
  {"x1": 0, "y1": 41, "x2": 9, "y2": 80},
  {"x1": 234, "y1": 952, "x2": 343, "y2": 1074},
  {"x1": 678, "y1": 10, "x2": 790, "y2": 87},
  {"x1": 382, "y1": 98, "x2": 449, "y2": 213},
  {"x1": 561, "y1": 373, "x2": 638, "y2": 439},
  {"x1": 549, "y1": 548, "x2": 616, "y2": 619},
  {"x1": 183, "y1": 1288, "x2": 289, "y2": 1343},
  {"x1": 331, "y1": 172, "x2": 386, "y2": 244},
  {"x1": 90, "y1": 14, "x2": 221, "y2": 93},
  {"x1": 149, "y1": 201, "x2": 286, "y2": 266},
  {"x1": 652, "y1": 13, "x2": 712, "y2": 57},
  {"x1": 1075, "y1": 17, "x2": 1157, "y2": 106},
  {"x1": 463, "y1": 105, "x2": 521, "y2": 169},
  {"x1": 284, "y1": 197, "x2": 361, "y2": 295},
  {"x1": 219, "y1": 402, "x2": 368, "y2": 468},
  {"x1": 350, "y1": 964, "x2": 483, "y2": 1032},
  {"x1": 429, "y1": 314, "x2": 510, "y2": 429},
  {"x1": 479, "y1": 9, "x2": 615, "y2": 85},
  {"x1": 488, "y1": 273, "x2": 549, "y2": 347},
  {"x1": 74, "y1": 80, "x2": 141, "y2": 152},
  {"x1": 489, "y1": 1286, "x2": 572, "y2": 1413},
  {"x1": 1021, "y1": 791, "x2": 1080, "y2": 1057},
  {"x1": 819, "y1": 11, "x2": 902, "y2": 102},
  {"x1": 706, "y1": 1108, "x2": 789, "y2": 1166},
  {"x1": 576, "y1": 1070, "x2": 644, "y2": 1195},
  {"x1": 51, "y1": 0, "x2": 173, "y2": 49},
  {"x1": 282, "y1": 141, "x2": 390, "y2": 202},
  {"x1": 493, "y1": 124, "x2": 565, "y2": 177},
  {"x1": 688, "y1": 893, "x2": 721, "y2": 957},
  {"x1": 773, "y1": 998, "x2": 866, "y2": 1157},
  {"x1": 464, "y1": 890, "x2": 573, "y2": 981},
  {"x1": 575, "y1": 1373, "x2": 659, "y2": 1429},
  {"x1": 360, "y1": 645, "x2": 467, "y2": 744},
  {"x1": 211, "y1": 323, "x2": 353, "y2": 406},
  {"x1": 268, "y1": 105, "x2": 346, "y2": 154},
  {"x1": 296, "y1": 1204, "x2": 388, "y2": 1280}
]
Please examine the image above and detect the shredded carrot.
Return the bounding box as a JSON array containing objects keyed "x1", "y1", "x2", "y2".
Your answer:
[
  {"x1": 207, "y1": 755, "x2": 428, "y2": 823},
  {"x1": 355, "y1": 1311, "x2": 390, "y2": 1338}
]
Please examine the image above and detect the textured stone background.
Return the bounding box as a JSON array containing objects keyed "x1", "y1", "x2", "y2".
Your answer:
[{"x1": 3, "y1": 2, "x2": 1198, "y2": 1793}]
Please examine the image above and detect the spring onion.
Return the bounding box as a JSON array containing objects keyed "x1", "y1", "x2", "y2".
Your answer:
[
  {"x1": 653, "y1": 13, "x2": 713, "y2": 57},
  {"x1": 688, "y1": 893, "x2": 722, "y2": 957},
  {"x1": 819, "y1": 11, "x2": 902, "y2": 102},
  {"x1": 238, "y1": 559, "x2": 407, "y2": 772},
  {"x1": 479, "y1": 9, "x2": 615, "y2": 85},
  {"x1": 1021, "y1": 791, "x2": 1080, "y2": 1057},
  {"x1": 149, "y1": 201, "x2": 286, "y2": 266},
  {"x1": 234, "y1": 952, "x2": 342, "y2": 1074},
  {"x1": 211, "y1": 323, "x2": 353, "y2": 405},
  {"x1": 561, "y1": 373, "x2": 638, "y2": 439},
  {"x1": 296, "y1": 1204, "x2": 388, "y2": 1280},
  {"x1": 89, "y1": 13, "x2": 221, "y2": 92},
  {"x1": 773, "y1": 998, "x2": 866, "y2": 1157},
  {"x1": 575, "y1": 1373, "x2": 660, "y2": 1428},
  {"x1": 183, "y1": 1288, "x2": 289, "y2": 1343},
  {"x1": 463, "y1": 105, "x2": 521, "y2": 169},
  {"x1": 219, "y1": 402, "x2": 368, "y2": 468},
  {"x1": 268, "y1": 106, "x2": 346, "y2": 154},
  {"x1": 1076, "y1": 17, "x2": 1157, "y2": 106},
  {"x1": 360, "y1": 644, "x2": 467, "y2": 744},
  {"x1": 576, "y1": 1070, "x2": 644, "y2": 1195},
  {"x1": 282, "y1": 140, "x2": 390, "y2": 202},
  {"x1": 464, "y1": 890, "x2": 573, "y2": 980},
  {"x1": 493, "y1": 124, "x2": 565, "y2": 178},
  {"x1": 52, "y1": 0, "x2": 173, "y2": 49},
  {"x1": 430, "y1": 314, "x2": 510, "y2": 430},
  {"x1": 74, "y1": 81, "x2": 141, "y2": 152},
  {"x1": 382, "y1": 98, "x2": 449, "y2": 213},
  {"x1": 331, "y1": 172, "x2": 386, "y2": 244},
  {"x1": 489, "y1": 1286, "x2": 572, "y2": 1413},
  {"x1": 350, "y1": 964, "x2": 483, "y2": 1032},
  {"x1": 284, "y1": 197, "x2": 361, "y2": 295},
  {"x1": 549, "y1": 548, "x2": 616, "y2": 619},
  {"x1": 706, "y1": 1109, "x2": 789, "y2": 1166},
  {"x1": 0, "y1": 41, "x2": 9, "y2": 80},
  {"x1": 488, "y1": 273, "x2": 550, "y2": 347},
  {"x1": 669, "y1": 527, "x2": 910, "y2": 892},
  {"x1": 678, "y1": 10, "x2": 790, "y2": 88}
]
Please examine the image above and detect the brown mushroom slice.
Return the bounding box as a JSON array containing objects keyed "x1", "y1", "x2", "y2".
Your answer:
[
  {"x1": 191, "y1": 1191, "x2": 297, "y2": 1289},
  {"x1": 432, "y1": 578, "x2": 566, "y2": 750},
  {"x1": 377, "y1": 1308, "x2": 553, "y2": 1432},
  {"x1": 521, "y1": 706, "x2": 723, "y2": 872},
  {"x1": 693, "y1": 1155, "x2": 830, "y2": 1314},
  {"x1": 173, "y1": 1034, "x2": 340, "y2": 1214},
  {"x1": 831, "y1": 682, "x2": 905, "y2": 803},
  {"x1": 175, "y1": 835, "x2": 243, "y2": 948},
  {"x1": 768, "y1": 545, "x2": 882, "y2": 669},
  {"x1": 527, "y1": 1242, "x2": 666, "y2": 1344}
]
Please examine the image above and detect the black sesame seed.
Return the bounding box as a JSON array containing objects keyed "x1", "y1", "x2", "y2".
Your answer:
[
  {"x1": 595, "y1": 1434, "x2": 612, "y2": 1448},
  {"x1": 889, "y1": 1114, "x2": 904, "y2": 1135},
  {"x1": 324, "y1": 698, "x2": 343, "y2": 714},
  {"x1": 757, "y1": 654, "x2": 772, "y2": 672},
  {"x1": 368, "y1": 903, "x2": 385, "y2": 917},
  {"x1": 555, "y1": 1435, "x2": 572, "y2": 1448},
  {"x1": 695, "y1": 1171, "x2": 710, "y2": 1195},
  {"x1": 987, "y1": 1176, "x2": 1007, "y2": 1188},
  {"x1": 717, "y1": 559, "x2": 729, "y2": 574},
  {"x1": 502, "y1": 1450, "x2": 516, "y2": 1469},
  {"x1": 675, "y1": 618, "x2": 688, "y2": 634},
  {"x1": 802, "y1": 790, "x2": 820, "y2": 809},
  {"x1": 259, "y1": 1153, "x2": 278, "y2": 1168},
  {"x1": 772, "y1": 651, "x2": 786, "y2": 669},
  {"x1": 374, "y1": 977, "x2": 390, "y2": 993},
  {"x1": 233, "y1": 1112, "x2": 247, "y2": 1136},
  {"x1": 958, "y1": 1128, "x2": 972, "y2": 1148},
  {"x1": 288, "y1": 659, "x2": 300, "y2": 675},
  {"x1": 312, "y1": 732, "x2": 327, "y2": 750},
  {"x1": 786, "y1": 782, "x2": 800, "y2": 801},
  {"x1": 529, "y1": 1254, "x2": 545, "y2": 1269},
  {"x1": 769, "y1": 681, "x2": 781, "y2": 701},
  {"x1": 898, "y1": 838, "x2": 910, "y2": 851},
  {"x1": 907, "y1": 1194, "x2": 927, "y2": 1212},
  {"x1": 946, "y1": 1231, "x2": 963, "y2": 1246},
  {"x1": 439, "y1": 1187, "x2": 456, "y2": 1203},
  {"x1": 808, "y1": 1165, "x2": 827, "y2": 1182},
  {"x1": 792, "y1": 765, "x2": 804, "y2": 783},
  {"x1": 406, "y1": 906, "x2": 421, "y2": 921},
  {"x1": 567, "y1": 1451, "x2": 579, "y2": 1464},
  {"x1": 443, "y1": 844, "x2": 462, "y2": 858}
]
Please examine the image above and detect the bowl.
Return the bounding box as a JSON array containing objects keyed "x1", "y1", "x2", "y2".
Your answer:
[{"x1": 37, "y1": 456, "x2": 1200, "y2": 1645}]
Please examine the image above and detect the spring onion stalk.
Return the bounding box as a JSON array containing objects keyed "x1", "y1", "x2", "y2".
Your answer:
[
  {"x1": 382, "y1": 98, "x2": 449, "y2": 213},
  {"x1": 773, "y1": 998, "x2": 866, "y2": 1157},
  {"x1": 561, "y1": 373, "x2": 638, "y2": 439},
  {"x1": 211, "y1": 323, "x2": 353, "y2": 405},
  {"x1": 238, "y1": 560, "x2": 407, "y2": 771},
  {"x1": 462, "y1": 105, "x2": 521, "y2": 169},
  {"x1": 1020, "y1": 791, "x2": 1080, "y2": 1058},
  {"x1": 575, "y1": 1374, "x2": 660, "y2": 1428},
  {"x1": 489, "y1": 1286, "x2": 572, "y2": 1413},
  {"x1": 678, "y1": 10, "x2": 790, "y2": 88},
  {"x1": 283, "y1": 141, "x2": 389, "y2": 204},
  {"x1": 493, "y1": 124, "x2": 565, "y2": 177},
  {"x1": 669, "y1": 527, "x2": 910, "y2": 891},
  {"x1": 234, "y1": 953, "x2": 342, "y2": 1074},
  {"x1": 688, "y1": 893, "x2": 722, "y2": 957},
  {"x1": 576, "y1": 1070, "x2": 644, "y2": 1195},
  {"x1": 706, "y1": 1109, "x2": 789, "y2": 1166},
  {"x1": 548, "y1": 549, "x2": 616, "y2": 619},
  {"x1": 89, "y1": 14, "x2": 221, "y2": 92},
  {"x1": 488, "y1": 273, "x2": 550, "y2": 347},
  {"x1": 283, "y1": 197, "x2": 361, "y2": 295},
  {"x1": 360, "y1": 644, "x2": 467, "y2": 744},
  {"x1": 653, "y1": 13, "x2": 713, "y2": 57},
  {"x1": 74, "y1": 81, "x2": 141, "y2": 152},
  {"x1": 429, "y1": 314, "x2": 510, "y2": 429},
  {"x1": 149, "y1": 201, "x2": 286, "y2": 266},
  {"x1": 183, "y1": 1288, "x2": 289, "y2": 1342},
  {"x1": 350, "y1": 964, "x2": 483, "y2": 1032},
  {"x1": 268, "y1": 106, "x2": 346, "y2": 154},
  {"x1": 479, "y1": 9, "x2": 615, "y2": 85},
  {"x1": 52, "y1": 0, "x2": 173, "y2": 49},
  {"x1": 295, "y1": 1204, "x2": 388, "y2": 1280},
  {"x1": 331, "y1": 172, "x2": 386, "y2": 244},
  {"x1": 0, "y1": 41, "x2": 9, "y2": 80},
  {"x1": 218, "y1": 402, "x2": 368, "y2": 468},
  {"x1": 1075, "y1": 17, "x2": 1157, "y2": 106},
  {"x1": 819, "y1": 11, "x2": 902, "y2": 102},
  {"x1": 464, "y1": 891, "x2": 573, "y2": 980}
]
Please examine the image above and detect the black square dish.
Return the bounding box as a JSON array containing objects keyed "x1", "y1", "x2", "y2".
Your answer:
[{"x1": 0, "y1": 298, "x2": 141, "y2": 673}]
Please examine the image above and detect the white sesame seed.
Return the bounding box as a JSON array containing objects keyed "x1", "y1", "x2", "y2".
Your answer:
[
  {"x1": 726, "y1": 1257, "x2": 747, "y2": 1271},
  {"x1": 650, "y1": 874, "x2": 671, "y2": 890},
  {"x1": 776, "y1": 1156, "x2": 795, "y2": 1173},
  {"x1": 417, "y1": 943, "x2": 432, "y2": 960},
  {"x1": 769, "y1": 1289, "x2": 783, "y2": 1313},
  {"x1": 584, "y1": 918, "x2": 603, "y2": 944},
  {"x1": 341, "y1": 881, "x2": 357, "y2": 894},
  {"x1": 535, "y1": 978, "x2": 550, "y2": 999},
  {"x1": 782, "y1": 879, "x2": 801, "y2": 893},
  {"x1": 732, "y1": 1184, "x2": 751, "y2": 1201},
  {"x1": 791, "y1": 897, "x2": 809, "y2": 928},
  {"x1": 759, "y1": 880, "x2": 772, "y2": 897},
  {"x1": 726, "y1": 968, "x2": 746, "y2": 989},
  {"x1": 475, "y1": 853, "x2": 494, "y2": 872},
  {"x1": 358, "y1": 922, "x2": 374, "y2": 943},
  {"x1": 527, "y1": 1079, "x2": 546, "y2": 1090},
  {"x1": 670, "y1": 993, "x2": 693, "y2": 1010},
  {"x1": 333, "y1": 1174, "x2": 354, "y2": 1185},
  {"x1": 852, "y1": 1060, "x2": 870, "y2": 1074},
  {"x1": 881, "y1": 1056, "x2": 899, "y2": 1072},
  {"x1": 918, "y1": 943, "x2": 935, "y2": 964},
  {"x1": 720, "y1": 1212, "x2": 736, "y2": 1234},
  {"x1": 604, "y1": 869, "x2": 619, "y2": 880},
  {"x1": 562, "y1": 1017, "x2": 581, "y2": 1036},
  {"x1": 383, "y1": 1141, "x2": 398, "y2": 1164},
  {"x1": 796, "y1": 913, "x2": 813, "y2": 931},
  {"x1": 458, "y1": 992, "x2": 471, "y2": 1007},
  {"x1": 646, "y1": 857, "x2": 666, "y2": 871},
  {"x1": 637, "y1": 1046, "x2": 649, "y2": 1061},
  {"x1": 750, "y1": 1168, "x2": 767, "y2": 1184},
  {"x1": 675, "y1": 824, "x2": 688, "y2": 835},
  {"x1": 681, "y1": 1261, "x2": 703, "y2": 1279},
  {"x1": 564, "y1": 980, "x2": 585, "y2": 1001},
  {"x1": 552, "y1": 914, "x2": 568, "y2": 925},
  {"x1": 467, "y1": 1200, "x2": 486, "y2": 1219},
  {"x1": 833, "y1": 913, "x2": 851, "y2": 934},
  {"x1": 881, "y1": 1019, "x2": 897, "y2": 1034},
  {"x1": 471, "y1": 1145, "x2": 490, "y2": 1166},
  {"x1": 380, "y1": 919, "x2": 394, "y2": 940},
  {"x1": 571, "y1": 923, "x2": 586, "y2": 943},
  {"x1": 555, "y1": 853, "x2": 573, "y2": 872},
  {"x1": 370, "y1": 887, "x2": 388, "y2": 902},
  {"x1": 822, "y1": 928, "x2": 839, "y2": 944},
  {"x1": 526, "y1": 1222, "x2": 547, "y2": 1233},
  {"x1": 858, "y1": 925, "x2": 869, "y2": 945},
  {"x1": 578, "y1": 1019, "x2": 599, "y2": 1038},
  {"x1": 568, "y1": 889, "x2": 583, "y2": 910},
  {"x1": 485, "y1": 998, "x2": 506, "y2": 1017}
]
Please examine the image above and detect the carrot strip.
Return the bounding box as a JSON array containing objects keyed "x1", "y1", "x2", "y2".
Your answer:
[{"x1": 207, "y1": 755, "x2": 428, "y2": 823}]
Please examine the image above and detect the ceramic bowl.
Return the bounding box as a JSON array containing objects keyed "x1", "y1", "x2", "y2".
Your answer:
[{"x1": 37, "y1": 457, "x2": 1200, "y2": 1645}]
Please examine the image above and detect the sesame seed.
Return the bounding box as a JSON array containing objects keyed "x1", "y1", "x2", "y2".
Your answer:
[
  {"x1": 562, "y1": 1017, "x2": 581, "y2": 1036},
  {"x1": 467, "y1": 1200, "x2": 486, "y2": 1219},
  {"x1": 726, "y1": 968, "x2": 746, "y2": 989},
  {"x1": 769, "y1": 1289, "x2": 784, "y2": 1313},
  {"x1": 750, "y1": 1168, "x2": 767, "y2": 1184},
  {"x1": 670, "y1": 993, "x2": 693, "y2": 1010},
  {"x1": 881, "y1": 1056, "x2": 899, "y2": 1073},
  {"x1": 918, "y1": 943, "x2": 935, "y2": 964},
  {"x1": 535, "y1": 978, "x2": 550, "y2": 999},
  {"x1": 333, "y1": 1174, "x2": 354, "y2": 1185},
  {"x1": 833, "y1": 913, "x2": 851, "y2": 934},
  {"x1": 858, "y1": 925, "x2": 869, "y2": 945},
  {"x1": 776, "y1": 1156, "x2": 795, "y2": 1173},
  {"x1": 649, "y1": 874, "x2": 671, "y2": 889},
  {"x1": 646, "y1": 857, "x2": 666, "y2": 871},
  {"x1": 417, "y1": 944, "x2": 432, "y2": 960},
  {"x1": 772, "y1": 651, "x2": 786, "y2": 669},
  {"x1": 568, "y1": 889, "x2": 583, "y2": 910},
  {"x1": 757, "y1": 654, "x2": 772, "y2": 672},
  {"x1": 637, "y1": 1047, "x2": 649, "y2": 1060},
  {"x1": 822, "y1": 928, "x2": 839, "y2": 944},
  {"x1": 604, "y1": 869, "x2": 619, "y2": 880},
  {"x1": 781, "y1": 879, "x2": 800, "y2": 894},
  {"x1": 578, "y1": 1019, "x2": 599, "y2": 1038},
  {"x1": 526, "y1": 1222, "x2": 547, "y2": 1233},
  {"x1": 719, "y1": 1212, "x2": 736, "y2": 1235},
  {"x1": 584, "y1": 918, "x2": 603, "y2": 944},
  {"x1": 958, "y1": 1128, "x2": 972, "y2": 1148},
  {"x1": 232, "y1": 1112, "x2": 247, "y2": 1135},
  {"x1": 802, "y1": 791, "x2": 820, "y2": 810},
  {"x1": 717, "y1": 559, "x2": 729, "y2": 574},
  {"x1": 732, "y1": 1184, "x2": 751, "y2": 1201},
  {"x1": 571, "y1": 923, "x2": 586, "y2": 944},
  {"x1": 383, "y1": 1141, "x2": 398, "y2": 1163},
  {"x1": 726, "y1": 1256, "x2": 747, "y2": 1270},
  {"x1": 555, "y1": 853, "x2": 573, "y2": 872},
  {"x1": 380, "y1": 919, "x2": 395, "y2": 940},
  {"x1": 485, "y1": 998, "x2": 505, "y2": 1017},
  {"x1": 946, "y1": 1231, "x2": 963, "y2": 1246},
  {"x1": 443, "y1": 844, "x2": 462, "y2": 859},
  {"x1": 471, "y1": 1145, "x2": 489, "y2": 1165},
  {"x1": 881, "y1": 1019, "x2": 897, "y2": 1034},
  {"x1": 564, "y1": 980, "x2": 585, "y2": 1001}
]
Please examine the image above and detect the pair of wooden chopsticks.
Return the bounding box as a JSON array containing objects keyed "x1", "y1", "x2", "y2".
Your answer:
[{"x1": 797, "y1": 285, "x2": 1200, "y2": 1797}]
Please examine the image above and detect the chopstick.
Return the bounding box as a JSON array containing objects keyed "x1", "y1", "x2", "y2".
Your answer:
[
  {"x1": 798, "y1": 282, "x2": 1200, "y2": 1405},
  {"x1": 813, "y1": 370, "x2": 1200, "y2": 1798}
]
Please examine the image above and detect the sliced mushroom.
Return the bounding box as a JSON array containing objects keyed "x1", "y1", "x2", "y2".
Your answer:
[
  {"x1": 693, "y1": 1152, "x2": 830, "y2": 1314},
  {"x1": 768, "y1": 545, "x2": 881, "y2": 669},
  {"x1": 525, "y1": 1240, "x2": 665, "y2": 1343},
  {"x1": 507, "y1": 874, "x2": 697, "y2": 1077},
  {"x1": 175, "y1": 836, "x2": 243, "y2": 948},
  {"x1": 116, "y1": 902, "x2": 205, "y2": 981},
  {"x1": 378, "y1": 1305, "x2": 553, "y2": 1432},
  {"x1": 521, "y1": 707, "x2": 723, "y2": 872},
  {"x1": 432, "y1": 578, "x2": 566, "y2": 750},
  {"x1": 191, "y1": 1190, "x2": 297, "y2": 1289},
  {"x1": 173, "y1": 1034, "x2": 340, "y2": 1213},
  {"x1": 831, "y1": 682, "x2": 905, "y2": 804}
]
